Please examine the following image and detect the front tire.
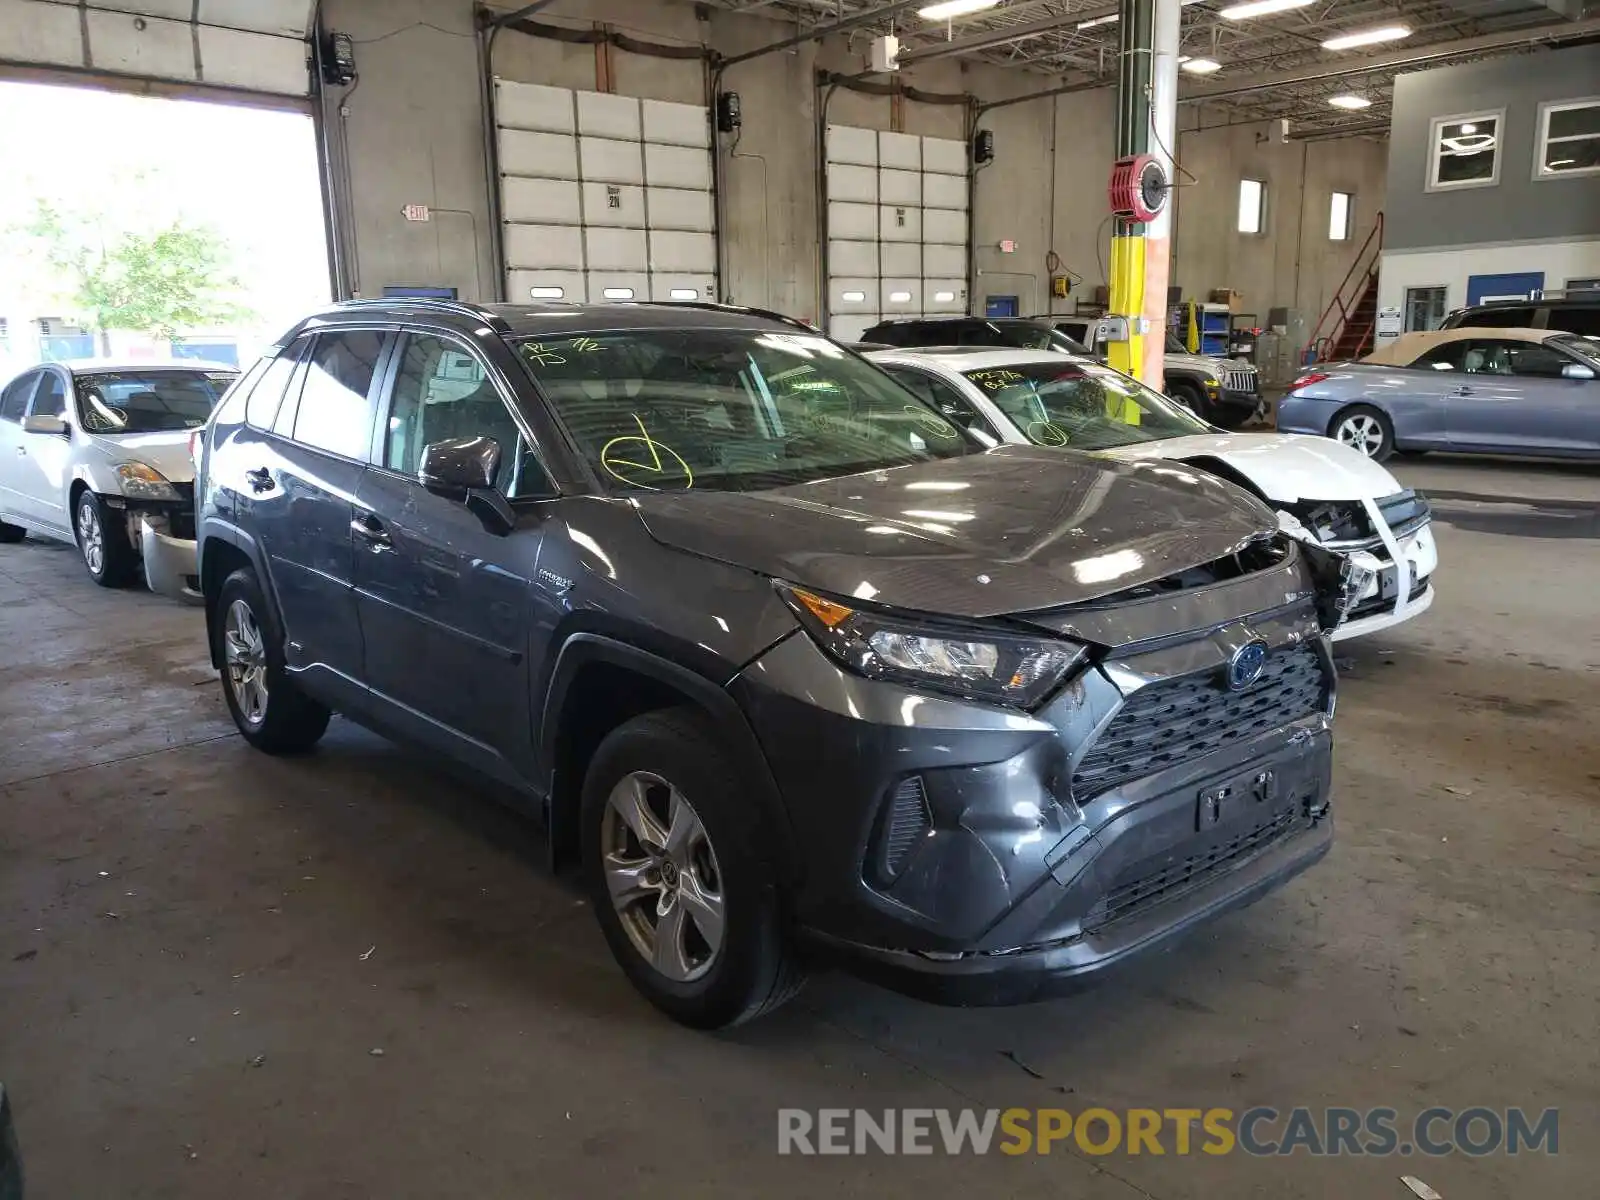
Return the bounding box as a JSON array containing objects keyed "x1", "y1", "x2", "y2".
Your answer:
[
  {"x1": 1167, "y1": 380, "x2": 1205, "y2": 415},
  {"x1": 75, "y1": 492, "x2": 137, "y2": 587},
  {"x1": 1330, "y1": 404, "x2": 1395, "y2": 462},
  {"x1": 215, "y1": 568, "x2": 331, "y2": 754},
  {"x1": 581, "y1": 708, "x2": 804, "y2": 1028}
]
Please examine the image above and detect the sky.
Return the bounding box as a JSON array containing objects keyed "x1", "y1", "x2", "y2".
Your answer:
[{"x1": 0, "y1": 80, "x2": 331, "y2": 355}]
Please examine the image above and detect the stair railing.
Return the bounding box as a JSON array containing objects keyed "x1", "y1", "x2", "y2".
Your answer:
[{"x1": 1305, "y1": 210, "x2": 1383, "y2": 363}]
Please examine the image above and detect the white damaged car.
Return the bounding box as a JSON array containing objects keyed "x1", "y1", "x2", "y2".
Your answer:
[
  {"x1": 0, "y1": 359, "x2": 237, "y2": 600},
  {"x1": 869, "y1": 347, "x2": 1436, "y2": 641}
]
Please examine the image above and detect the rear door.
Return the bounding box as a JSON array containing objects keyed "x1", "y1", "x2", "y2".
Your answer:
[
  {"x1": 0, "y1": 371, "x2": 42, "y2": 521},
  {"x1": 352, "y1": 329, "x2": 556, "y2": 781},
  {"x1": 13, "y1": 368, "x2": 73, "y2": 534},
  {"x1": 237, "y1": 328, "x2": 387, "y2": 695}
]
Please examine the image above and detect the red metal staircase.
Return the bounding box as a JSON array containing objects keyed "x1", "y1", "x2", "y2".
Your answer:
[{"x1": 1306, "y1": 212, "x2": 1383, "y2": 363}]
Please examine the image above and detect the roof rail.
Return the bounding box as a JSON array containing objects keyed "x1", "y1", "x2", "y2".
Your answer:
[
  {"x1": 324, "y1": 296, "x2": 513, "y2": 332},
  {"x1": 648, "y1": 300, "x2": 819, "y2": 333}
]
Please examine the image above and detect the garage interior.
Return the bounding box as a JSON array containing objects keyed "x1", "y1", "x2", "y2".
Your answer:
[{"x1": 1, "y1": 0, "x2": 1597, "y2": 1197}]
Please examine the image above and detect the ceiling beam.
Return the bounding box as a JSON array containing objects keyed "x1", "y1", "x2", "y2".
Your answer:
[
  {"x1": 898, "y1": 3, "x2": 1120, "y2": 64},
  {"x1": 720, "y1": 1, "x2": 924, "y2": 67},
  {"x1": 1180, "y1": 14, "x2": 1600, "y2": 103}
]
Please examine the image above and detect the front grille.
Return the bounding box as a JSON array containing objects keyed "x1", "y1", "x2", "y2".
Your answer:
[
  {"x1": 1085, "y1": 807, "x2": 1300, "y2": 931},
  {"x1": 1222, "y1": 367, "x2": 1259, "y2": 393},
  {"x1": 1072, "y1": 645, "x2": 1327, "y2": 802},
  {"x1": 1349, "y1": 576, "x2": 1430, "y2": 621}
]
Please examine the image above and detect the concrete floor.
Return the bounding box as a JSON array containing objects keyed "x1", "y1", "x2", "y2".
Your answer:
[{"x1": 1, "y1": 455, "x2": 1595, "y2": 1200}]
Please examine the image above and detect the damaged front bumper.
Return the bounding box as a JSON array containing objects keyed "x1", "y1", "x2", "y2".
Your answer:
[
  {"x1": 136, "y1": 514, "x2": 201, "y2": 604},
  {"x1": 1279, "y1": 496, "x2": 1437, "y2": 641}
]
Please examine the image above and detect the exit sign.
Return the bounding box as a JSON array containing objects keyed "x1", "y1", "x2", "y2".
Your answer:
[
  {"x1": 403, "y1": 204, "x2": 430, "y2": 222},
  {"x1": 998, "y1": 239, "x2": 1017, "y2": 253}
]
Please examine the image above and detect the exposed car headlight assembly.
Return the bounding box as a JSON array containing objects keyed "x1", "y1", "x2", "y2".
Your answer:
[
  {"x1": 115, "y1": 462, "x2": 181, "y2": 501},
  {"x1": 778, "y1": 584, "x2": 1087, "y2": 708}
]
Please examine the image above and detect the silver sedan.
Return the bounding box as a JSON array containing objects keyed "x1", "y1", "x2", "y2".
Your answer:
[{"x1": 1276, "y1": 327, "x2": 1600, "y2": 462}]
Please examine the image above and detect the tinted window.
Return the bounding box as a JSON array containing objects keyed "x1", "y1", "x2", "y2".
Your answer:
[
  {"x1": 1465, "y1": 306, "x2": 1534, "y2": 329},
  {"x1": 1499, "y1": 341, "x2": 1577, "y2": 379},
  {"x1": 0, "y1": 372, "x2": 37, "y2": 422},
  {"x1": 385, "y1": 334, "x2": 543, "y2": 496},
  {"x1": 30, "y1": 372, "x2": 66, "y2": 419},
  {"x1": 518, "y1": 328, "x2": 970, "y2": 493},
  {"x1": 292, "y1": 330, "x2": 385, "y2": 459},
  {"x1": 1548, "y1": 308, "x2": 1600, "y2": 338},
  {"x1": 75, "y1": 370, "x2": 232, "y2": 433},
  {"x1": 246, "y1": 346, "x2": 301, "y2": 430},
  {"x1": 213, "y1": 357, "x2": 267, "y2": 426}
]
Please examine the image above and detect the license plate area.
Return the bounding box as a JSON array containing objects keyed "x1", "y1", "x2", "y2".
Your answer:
[{"x1": 1197, "y1": 765, "x2": 1289, "y2": 832}]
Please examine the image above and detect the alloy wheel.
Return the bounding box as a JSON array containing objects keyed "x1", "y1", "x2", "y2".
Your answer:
[
  {"x1": 601, "y1": 771, "x2": 726, "y2": 983},
  {"x1": 223, "y1": 599, "x2": 269, "y2": 726},
  {"x1": 77, "y1": 502, "x2": 104, "y2": 575},
  {"x1": 1335, "y1": 414, "x2": 1384, "y2": 457}
]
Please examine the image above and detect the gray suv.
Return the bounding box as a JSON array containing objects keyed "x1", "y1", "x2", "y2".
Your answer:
[{"x1": 194, "y1": 299, "x2": 1336, "y2": 1028}]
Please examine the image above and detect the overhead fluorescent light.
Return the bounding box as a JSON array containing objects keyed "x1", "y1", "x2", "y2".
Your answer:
[
  {"x1": 1180, "y1": 57, "x2": 1222, "y2": 74},
  {"x1": 1221, "y1": 0, "x2": 1314, "y2": 20},
  {"x1": 602, "y1": 287, "x2": 635, "y2": 300},
  {"x1": 1329, "y1": 94, "x2": 1373, "y2": 110},
  {"x1": 1322, "y1": 24, "x2": 1411, "y2": 51},
  {"x1": 529, "y1": 286, "x2": 564, "y2": 299},
  {"x1": 1077, "y1": 13, "x2": 1118, "y2": 29},
  {"x1": 669, "y1": 288, "x2": 699, "y2": 300},
  {"x1": 917, "y1": 0, "x2": 999, "y2": 19}
]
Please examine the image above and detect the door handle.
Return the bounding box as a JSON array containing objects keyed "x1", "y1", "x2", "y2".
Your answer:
[
  {"x1": 245, "y1": 467, "x2": 274, "y2": 492},
  {"x1": 350, "y1": 514, "x2": 393, "y2": 550}
]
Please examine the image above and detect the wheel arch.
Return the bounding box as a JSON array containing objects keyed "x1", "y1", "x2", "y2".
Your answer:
[
  {"x1": 197, "y1": 522, "x2": 269, "y2": 669},
  {"x1": 537, "y1": 634, "x2": 798, "y2": 882}
]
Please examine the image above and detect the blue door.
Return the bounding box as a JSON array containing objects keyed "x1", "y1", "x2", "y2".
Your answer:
[
  {"x1": 1465, "y1": 272, "x2": 1544, "y2": 306},
  {"x1": 984, "y1": 295, "x2": 1019, "y2": 318}
]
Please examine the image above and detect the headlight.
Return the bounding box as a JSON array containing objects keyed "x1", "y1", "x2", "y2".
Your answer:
[
  {"x1": 115, "y1": 462, "x2": 181, "y2": 501},
  {"x1": 778, "y1": 584, "x2": 1087, "y2": 708}
]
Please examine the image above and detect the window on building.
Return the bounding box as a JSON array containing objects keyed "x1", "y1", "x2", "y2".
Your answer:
[
  {"x1": 1237, "y1": 178, "x2": 1265, "y2": 234},
  {"x1": 1536, "y1": 99, "x2": 1600, "y2": 179},
  {"x1": 1329, "y1": 191, "x2": 1352, "y2": 241},
  {"x1": 1403, "y1": 286, "x2": 1448, "y2": 333},
  {"x1": 1428, "y1": 111, "x2": 1502, "y2": 190}
]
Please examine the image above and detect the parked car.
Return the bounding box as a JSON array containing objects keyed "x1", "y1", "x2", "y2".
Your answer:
[
  {"x1": 1035, "y1": 314, "x2": 1263, "y2": 428},
  {"x1": 1277, "y1": 327, "x2": 1600, "y2": 462},
  {"x1": 1440, "y1": 290, "x2": 1600, "y2": 338},
  {"x1": 870, "y1": 347, "x2": 1436, "y2": 641},
  {"x1": 861, "y1": 315, "x2": 1090, "y2": 355},
  {"x1": 195, "y1": 298, "x2": 1337, "y2": 1028},
  {"x1": 0, "y1": 360, "x2": 238, "y2": 597}
]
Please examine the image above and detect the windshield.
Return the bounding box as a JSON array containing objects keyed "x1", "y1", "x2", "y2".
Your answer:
[
  {"x1": 75, "y1": 370, "x2": 234, "y2": 434},
  {"x1": 517, "y1": 328, "x2": 973, "y2": 492},
  {"x1": 1552, "y1": 334, "x2": 1600, "y2": 367},
  {"x1": 962, "y1": 361, "x2": 1212, "y2": 450}
]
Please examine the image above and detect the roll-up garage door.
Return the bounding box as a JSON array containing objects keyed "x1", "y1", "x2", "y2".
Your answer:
[
  {"x1": 825, "y1": 124, "x2": 969, "y2": 341},
  {"x1": 0, "y1": 0, "x2": 313, "y2": 97},
  {"x1": 495, "y1": 78, "x2": 717, "y2": 306}
]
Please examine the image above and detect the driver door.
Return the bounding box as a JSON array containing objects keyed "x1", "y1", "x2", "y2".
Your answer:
[{"x1": 351, "y1": 330, "x2": 556, "y2": 784}]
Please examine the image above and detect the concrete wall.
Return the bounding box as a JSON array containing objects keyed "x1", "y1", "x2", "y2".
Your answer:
[
  {"x1": 1168, "y1": 111, "x2": 1389, "y2": 332},
  {"x1": 1384, "y1": 45, "x2": 1600, "y2": 253},
  {"x1": 320, "y1": 0, "x2": 1386, "y2": 344}
]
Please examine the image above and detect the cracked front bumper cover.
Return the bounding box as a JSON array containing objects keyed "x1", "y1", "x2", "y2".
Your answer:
[{"x1": 137, "y1": 516, "x2": 201, "y2": 603}]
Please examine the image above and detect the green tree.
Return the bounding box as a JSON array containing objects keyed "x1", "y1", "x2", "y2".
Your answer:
[{"x1": 24, "y1": 201, "x2": 253, "y2": 353}]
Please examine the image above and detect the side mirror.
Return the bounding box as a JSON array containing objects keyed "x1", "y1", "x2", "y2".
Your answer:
[
  {"x1": 22, "y1": 413, "x2": 67, "y2": 436},
  {"x1": 1561, "y1": 362, "x2": 1595, "y2": 381},
  {"x1": 418, "y1": 436, "x2": 517, "y2": 536}
]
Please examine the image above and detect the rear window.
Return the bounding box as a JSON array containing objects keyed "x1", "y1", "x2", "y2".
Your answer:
[
  {"x1": 1547, "y1": 307, "x2": 1600, "y2": 338},
  {"x1": 75, "y1": 370, "x2": 234, "y2": 434}
]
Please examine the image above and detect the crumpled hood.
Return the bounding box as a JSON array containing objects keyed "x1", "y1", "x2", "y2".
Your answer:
[
  {"x1": 86, "y1": 430, "x2": 195, "y2": 485},
  {"x1": 630, "y1": 445, "x2": 1280, "y2": 618},
  {"x1": 1097, "y1": 431, "x2": 1404, "y2": 504}
]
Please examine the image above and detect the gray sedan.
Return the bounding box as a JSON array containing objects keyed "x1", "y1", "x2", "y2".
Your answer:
[{"x1": 1276, "y1": 327, "x2": 1600, "y2": 462}]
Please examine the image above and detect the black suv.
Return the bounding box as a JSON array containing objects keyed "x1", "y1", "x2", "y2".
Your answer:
[
  {"x1": 1441, "y1": 291, "x2": 1600, "y2": 337},
  {"x1": 195, "y1": 299, "x2": 1335, "y2": 1027},
  {"x1": 862, "y1": 316, "x2": 1090, "y2": 355}
]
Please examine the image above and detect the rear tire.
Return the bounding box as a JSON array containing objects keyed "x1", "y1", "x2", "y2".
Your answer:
[
  {"x1": 215, "y1": 567, "x2": 331, "y2": 754},
  {"x1": 1329, "y1": 404, "x2": 1395, "y2": 462},
  {"x1": 581, "y1": 708, "x2": 804, "y2": 1028},
  {"x1": 75, "y1": 492, "x2": 137, "y2": 587}
]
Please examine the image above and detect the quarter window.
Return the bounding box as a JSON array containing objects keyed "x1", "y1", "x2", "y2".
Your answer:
[
  {"x1": 384, "y1": 334, "x2": 540, "y2": 496},
  {"x1": 292, "y1": 330, "x2": 385, "y2": 460},
  {"x1": 246, "y1": 345, "x2": 301, "y2": 430},
  {"x1": 29, "y1": 372, "x2": 66, "y2": 419},
  {"x1": 1428, "y1": 111, "x2": 1501, "y2": 190},
  {"x1": 1536, "y1": 99, "x2": 1600, "y2": 179}
]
